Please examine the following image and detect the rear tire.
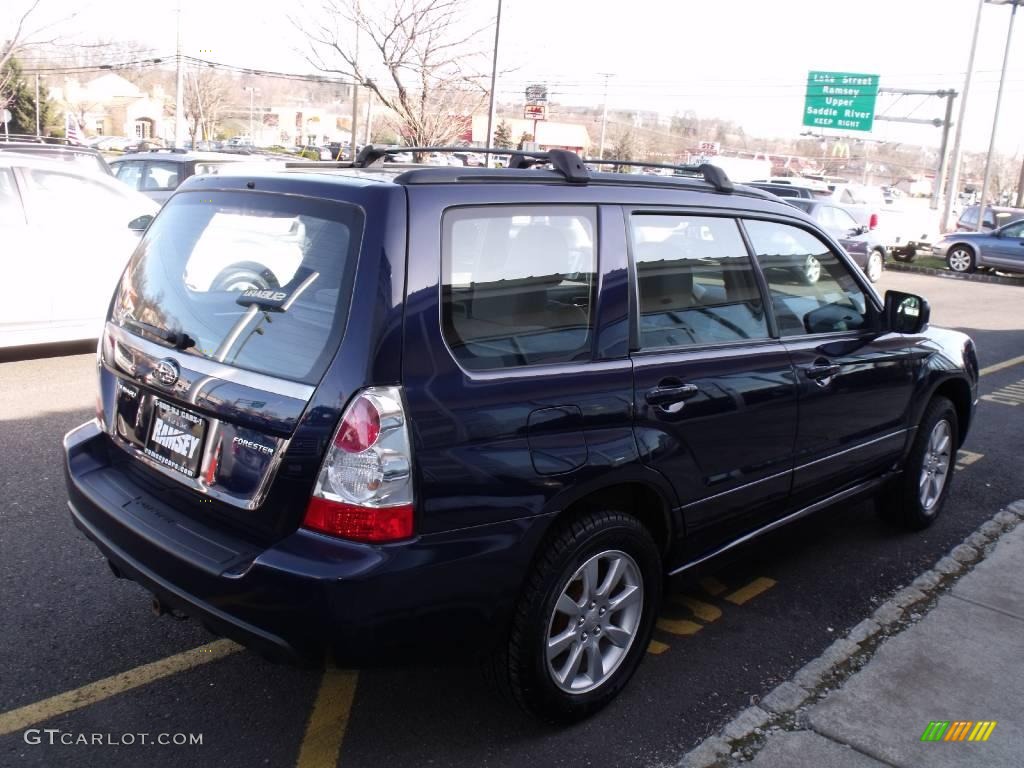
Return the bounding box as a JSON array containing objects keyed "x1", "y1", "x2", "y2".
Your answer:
[
  {"x1": 488, "y1": 510, "x2": 662, "y2": 722},
  {"x1": 879, "y1": 396, "x2": 958, "y2": 530}
]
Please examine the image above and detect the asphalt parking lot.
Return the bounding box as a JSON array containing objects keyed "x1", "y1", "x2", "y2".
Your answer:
[{"x1": 2, "y1": 270, "x2": 1022, "y2": 768}]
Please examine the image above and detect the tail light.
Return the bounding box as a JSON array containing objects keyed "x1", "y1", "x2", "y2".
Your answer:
[
  {"x1": 303, "y1": 386, "x2": 414, "y2": 542},
  {"x1": 869, "y1": 212, "x2": 879, "y2": 230}
]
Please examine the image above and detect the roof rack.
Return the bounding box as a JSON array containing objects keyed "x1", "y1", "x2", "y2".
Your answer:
[
  {"x1": 580, "y1": 158, "x2": 734, "y2": 192},
  {"x1": 0, "y1": 133, "x2": 85, "y2": 146},
  {"x1": 349, "y1": 145, "x2": 733, "y2": 191}
]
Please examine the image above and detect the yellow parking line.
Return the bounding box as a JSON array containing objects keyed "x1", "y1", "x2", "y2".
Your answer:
[
  {"x1": 979, "y1": 354, "x2": 1024, "y2": 377},
  {"x1": 725, "y1": 577, "x2": 777, "y2": 606},
  {"x1": 671, "y1": 595, "x2": 723, "y2": 623},
  {"x1": 647, "y1": 640, "x2": 670, "y2": 655},
  {"x1": 296, "y1": 667, "x2": 359, "y2": 768},
  {"x1": 0, "y1": 639, "x2": 241, "y2": 737},
  {"x1": 656, "y1": 618, "x2": 703, "y2": 636}
]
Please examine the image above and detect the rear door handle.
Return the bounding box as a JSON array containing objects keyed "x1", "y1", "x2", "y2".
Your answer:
[
  {"x1": 803, "y1": 362, "x2": 841, "y2": 381},
  {"x1": 645, "y1": 383, "x2": 700, "y2": 406}
]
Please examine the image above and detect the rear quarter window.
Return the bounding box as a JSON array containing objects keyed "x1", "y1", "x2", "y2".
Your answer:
[{"x1": 441, "y1": 205, "x2": 597, "y2": 370}]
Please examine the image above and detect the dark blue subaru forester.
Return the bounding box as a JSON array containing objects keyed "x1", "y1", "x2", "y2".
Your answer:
[{"x1": 64, "y1": 148, "x2": 978, "y2": 722}]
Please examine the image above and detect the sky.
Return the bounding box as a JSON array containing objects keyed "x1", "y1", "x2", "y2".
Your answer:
[{"x1": 12, "y1": 0, "x2": 1024, "y2": 154}]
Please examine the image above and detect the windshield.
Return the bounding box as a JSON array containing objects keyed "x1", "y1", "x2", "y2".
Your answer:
[{"x1": 111, "y1": 190, "x2": 364, "y2": 385}]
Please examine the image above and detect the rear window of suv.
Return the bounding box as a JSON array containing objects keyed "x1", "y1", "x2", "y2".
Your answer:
[{"x1": 111, "y1": 190, "x2": 363, "y2": 385}]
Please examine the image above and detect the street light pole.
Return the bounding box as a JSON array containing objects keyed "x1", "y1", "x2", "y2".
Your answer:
[
  {"x1": 976, "y1": 0, "x2": 1019, "y2": 231},
  {"x1": 246, "y1": 86, "x2": 256, "y2": 143},
  {"x1": 940, "y1": 0, "x2": 985, "y2": 232},
  {"x1": 598, "y1": 73, "x2": 613, "y2": 160},
  {"x1": 484, "y1": 0, "x2": 503, "y2": 168},
  {"x1": 174, "y1": 0, "x2": 186, "y2": 148}
]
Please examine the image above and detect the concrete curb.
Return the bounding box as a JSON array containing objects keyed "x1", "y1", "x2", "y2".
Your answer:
[
  {"x1": 885, "y1": 261, "x2": 1024, "y2": 286},
  {"x1": 676, "y1": 499, "x2": 1024, "y2": 768}
]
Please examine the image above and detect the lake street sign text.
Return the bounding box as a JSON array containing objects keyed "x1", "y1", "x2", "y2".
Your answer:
[{"x1": 803, "y1": 71, "x2": 880, "y2": 132}]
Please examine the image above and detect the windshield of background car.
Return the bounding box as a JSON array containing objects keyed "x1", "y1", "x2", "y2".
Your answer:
[{"x1": 110, "y1": 190, "x2": 364, "y2": 385}]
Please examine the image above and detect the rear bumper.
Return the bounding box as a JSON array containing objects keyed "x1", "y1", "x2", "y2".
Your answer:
[{"x1": 64, "y1": 420, "x2": 551, "y2": 666}]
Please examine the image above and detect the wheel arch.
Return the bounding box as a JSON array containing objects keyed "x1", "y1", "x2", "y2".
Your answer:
[{"x1": 930, "y1": 377, "x2": 973, "y2": 448}]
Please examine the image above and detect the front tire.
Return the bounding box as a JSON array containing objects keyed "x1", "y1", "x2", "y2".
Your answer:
[
  {"x1": 880, "y1": 396, "x2": 958, "y2": 530},
  {"x1": 490, "y1": 510, "x2": 662, "y2": 722},
  {"x1": 799, "y1": 255, "x2": 822, "y2": 285},
  {"x1": 947, "y1": 246, "x2": 975, "y2": 273},
  {"x1": 866, "y1": 249, "x2": 884, "y2": 282}
]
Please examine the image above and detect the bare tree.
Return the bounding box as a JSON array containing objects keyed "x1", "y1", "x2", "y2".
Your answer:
[
  {"x1": 293, "y1": 0, "x2": 492, "y2": 151},
  {"x1": 184, "y1": 67, "x2": 232, "y2": 141},
  {"x1": 2, "y1": 0, "x2": 77, "y2": 106}
]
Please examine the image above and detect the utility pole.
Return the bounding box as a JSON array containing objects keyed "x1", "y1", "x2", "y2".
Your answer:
[
  {"x1": 942, "y1": 0, "x2": 985, "y2": 231},
  {"x1": 245, "y1": 86, "x2": 258, "y2": 143},
  {"x1": 976, "y1": 0, "x2": 1019, "y2": 231},
  {"x1": 173, "y1": 0, "x2": 186, "y2": 148},
  {"x1": 931, "y1": 90, "x2": 956, "y2": 210},
  {"x1": 598, "y1": 73, "x2": 613, "y2": 160},
  {"x1": 1016, "y1": 155, "x2": 1024, "y2": 208},
  {"x1": 484, "y1": 0, "x2": 503, "y2": 167},
  {"x1": 364, "y1": 82, "x2": 372, "y2": 146},
  {"x1": 350, "y1": 82, "x2": 359, "y2": 156},
  {"x1": 35, "y1": 73, "x2": 40, "y2": 136}
]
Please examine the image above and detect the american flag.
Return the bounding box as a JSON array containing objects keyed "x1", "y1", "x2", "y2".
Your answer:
[{"x1": 65, "y1": 113, "x2": 82, "y2": 143}]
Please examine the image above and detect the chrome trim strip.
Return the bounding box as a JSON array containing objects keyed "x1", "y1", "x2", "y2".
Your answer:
[
  {"x1": 793, "y1": 429, "x2": 907, "y2": 473},
  {"x1": 668, "y1": 475, "x2": 891, "y2": 576},
  {"x1": 111, "y1": 429, "x2": 291, "y2": 511},
  {"x1": 678, "y1": 467, "x2": 792, "y2": 511},
  {"x1": 105, "y1": 322, "x2": 315, "y2": 401}
]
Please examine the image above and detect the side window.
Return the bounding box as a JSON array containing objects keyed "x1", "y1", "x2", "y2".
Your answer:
[
  {"x1": 143, "y1": 161, "x2": 180, "y2": 191},
  {"x1": 813, "y1": 206, "x2": 834, "y2": 230},
  {"x1": 442, "y1": 206, "x2": 597, "y2": 370},
  {"x1": 22, "y1": 169, "x2": 132, "y2": 228},
  {"x1": 744, "y1": 220, "x2": 871, "y2": 337},
  {"x1": 631, "y1": 215, "x2": 768, "y2": 349},
  {"x1": 1001, "y1": 221, "x2": 1024, "y2": 239},
  {"x1": 114, "y1": 161, "x2": 144, "y2": 190},
  {"x1": 0, "y1": 168, "x2": 26, "y2": 226},
  {"x1": 831, "y1": 207, "x2": 860, "y2": 233}
]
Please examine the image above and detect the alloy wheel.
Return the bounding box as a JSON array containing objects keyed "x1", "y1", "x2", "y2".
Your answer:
[
  {"x1": 545, "y1": 549, "x2": 643, "y2": 694},
  {"x1": 947, "y1": 248, "x2": 973, "y2": 273},
  {"x1": 866, "y1": 250, "x2": 883, "y2": 282},
  {"x1": 804, "y1": 255, "x2": 822, "y2": 284},
  {"x1": 919, "y1": 419, "x2": 952, "y2": 512}
]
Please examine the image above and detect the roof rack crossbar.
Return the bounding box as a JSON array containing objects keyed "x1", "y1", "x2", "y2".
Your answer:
[
  {"x1": 581, "y1": 158, "x2": 734, "y2": 192},
  {"x1": 353, "y1": 144, "x2": 590, "y2": 183}
]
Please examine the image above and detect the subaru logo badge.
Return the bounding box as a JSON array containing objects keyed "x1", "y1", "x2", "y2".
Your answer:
[{"x1": 154, "y1": 359, "x2": 180, "y2": 387}]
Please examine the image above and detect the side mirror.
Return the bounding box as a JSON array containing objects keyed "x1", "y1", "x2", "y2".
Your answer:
[
  {"x1": 128, "y1": 214, "x2": 153, "y2": 232},
  {"x1": 849, "y1": 225, "x2": 868, "y2": 237},
  {"x1": 885, "y1": 290, "x2": 930, "y2": 334}
]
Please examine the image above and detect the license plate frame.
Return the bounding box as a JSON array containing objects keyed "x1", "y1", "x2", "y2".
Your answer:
[{"x1": 144, "y1": 399, "x2": 208, "y2": 478}]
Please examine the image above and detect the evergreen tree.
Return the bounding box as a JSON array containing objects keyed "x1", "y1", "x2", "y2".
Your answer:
[
  {"x1": 1, "y1": 58, "x2": 52, "y2": 135},
  {"x1": 493, "y1": 119, "x2": 512, "y2": 149}
]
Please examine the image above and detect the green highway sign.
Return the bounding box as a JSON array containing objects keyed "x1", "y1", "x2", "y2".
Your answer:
[{"x1": 803, "y1": 71, "x2": 880, "y2": 132}]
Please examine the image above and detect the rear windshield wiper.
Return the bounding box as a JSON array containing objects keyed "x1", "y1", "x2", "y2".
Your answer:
[{"x1": 124, "y1": 318, "x2": 196, "y2": 351}]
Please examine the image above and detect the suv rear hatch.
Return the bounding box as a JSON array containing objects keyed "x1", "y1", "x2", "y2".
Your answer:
[{"x1": 97, "y1": 183, "x2": 378, "y2": 542}]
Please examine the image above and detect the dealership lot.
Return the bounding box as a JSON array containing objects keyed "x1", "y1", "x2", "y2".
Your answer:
[{"x1": 1, "y1": 270, "x2": 1022, "y2": 768}]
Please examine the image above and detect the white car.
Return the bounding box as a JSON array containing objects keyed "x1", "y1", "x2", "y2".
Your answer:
[{"x1": 0, "y1": 154, "x2": 158, "y2": 348}]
